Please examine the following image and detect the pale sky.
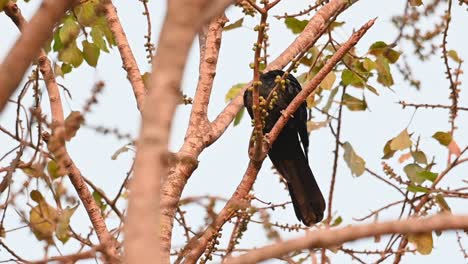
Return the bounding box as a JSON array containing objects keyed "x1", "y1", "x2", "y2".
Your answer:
[{"x1": 0, "y1": 1, "x2": 466, "y2": 263}]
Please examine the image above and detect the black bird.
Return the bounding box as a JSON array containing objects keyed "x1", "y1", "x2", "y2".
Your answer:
[{"x1": 244, "y1": 70, "x2": 325, "y2": 226}]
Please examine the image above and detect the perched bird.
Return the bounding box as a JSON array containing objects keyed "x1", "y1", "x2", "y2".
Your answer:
[{"x1": 244, "y1": 70, "x2": 325, "y2": 226}]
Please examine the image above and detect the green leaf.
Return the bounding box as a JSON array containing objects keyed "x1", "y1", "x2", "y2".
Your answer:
[
  {"x1": 56, "y1": 205, "x2": 78, "y2": 244},
  {"x1": 21, "y1": 163, "x2": 45, "y2": 178},
  {"x1": 382, "y1": 139, "x2": 396, "y2": 159},
  {"x1": 385, "y1": 49, "x2": 401, "y2": 64},
  {"x1": 284, "y1": 17, "x2": 308, "y2": 34},
  {"x1": 92, "y1": 191, "x2": 107, "y2": 212},
  {"x1": 74, "y1": 0, "x2": 98, "y2": 26},
  {"x1": 343, "y1": 142, "x2": 366, "y2": 176},
  {"x1": 58, "y1": 43, "x2": 83, "y2": 68},
  {"x1": 30, "y1": 198, "x2": 57, "y2": 242},
  {"x1": 409, "y1": 0, "x2": 423, "y2": 6},
  {"x1": 331, "y1": 216, "x2": 343, "y2": 227},
  {"x1": 362, "y1": 58, "x2": 376, "y2": 71},
  {"x1": 59, "y1": 16, "x2": 80, "y2": 46},
  {"x1": 224, "y1": 18, "x2": 244, "y2": 31},
  {"x1": 417, "y1": 170, "x2": 437, "y2": 182},
  {"x1": 82, "y1": 40, "x2": 100, "y2": 67},
  {"x1": 369, "y1": 41, "x2": 388, "y2": 56},
  {"x1": 94, "y1": 16, "x2": 115, "y2": 47},
  {"x1": 412, "y1": 150, "x2": 428, "y2": 164},
  {"x1": 320, "y1": 71, "x2": 336, "y2": 90},
  {"x1": 435, "y1": 194, "x2": 451, "y2": 212},
  {"x1": 375, "y1": 57, "x2": 394, "y2": 86},
  {"x1": 47, "y1": 160, "x2": 65, "y2": 179},
  {"x1": 341, "y1": 69, "x2": 362, "y2": 86},
  {"x1": 342, "y1": 93, "x2": 367, "y2": 111},
  {"x1": 61, "y1": 63, "x2": 72, "y2": 75},
  {"x1": 432, "y1": 131, "x2": 452, "y2": 146},
  {"x1": 365, "y1": 84, "x2": 379, "y2": 95},
  {"x1": 390, "y1": 129, "x2": 412, "y2": 151},
  {"x1": 52, "y1": 29, "x2": 64, "y2": 52},
  {"x1": 225, "y1": 83, "x2": 246, "y2": 102},
  {"x1": 234, "y1": 107, "x2": 245, "y2": 126},
  {"x1": 407, "y1": 184, "x2": 430, "y2": 193},
  {"x1": 447, "y1": 50, "x2": 462, "y2": 63},
  {"x1": 404, "y1": 163, "x2": 425, "y2": 184},
  {"x1": 408, "y1": 232, "x2": 433, "y2": 255},
  {"x1": 91, "y1": 26, "x2": 109, "y2": 52}
]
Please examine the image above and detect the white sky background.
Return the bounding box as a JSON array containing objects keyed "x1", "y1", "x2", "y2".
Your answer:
[{"x1": 0, "y1": 0, "x2": 467, "y2": 263}]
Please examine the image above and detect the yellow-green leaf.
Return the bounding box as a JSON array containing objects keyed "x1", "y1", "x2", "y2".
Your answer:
[
  {"x1": 284, "y1": 17, "x2": 308, "y2": 34},
  {"x1": 225, "y1": 83, "x2": 246, "y2": 102},
  {"x1": 58, "y1": 42, "x2": 83, "y2": 68},
  {"x1": 21, "y1": 163, "x2": 45, "y2": 178},
  {"x1": 234, "y1": 107, "x2": 245, "y2": 126},
  {"x1": 342, "y1": 94, "x2": 367, "y2": 111},
  {"x1": 343, "y1": 142, "x2": 366, "y2": 176},
  {"x1": 375, "y1": 57, "x2": 394, "y2": 87},
  {"x1": 412, "y1": 150, "x2": 428, "y2": 164},
  {"x1": 320, "y1": 71, "x2": 336, "y2": 90},
  {"x1": 74, "y1": 0, "x2": 98, "y2": 26},
  {"x1": 435, "y1": 194, "x2": 451, "y2": 212},
  {"x1": 56, "y1": 205, "x2": 78, "y2": 244},
  {"x1": 447, "y1": 50, "x2": 462, "y2": 63},
  {"x1": 30, "y1": 199, "x2": 57, "y2": 242},
  {"x1": 224, "y1": 18, "x2": 244, "y2": 31},
  {"x1": 432, "y1": 131, "x2": 452, "y2": 146},
  {"x1": 407, "y1": 184, "x2": 429, "y2": 193},
  {"x1": 82, "y1": 40, "x2": 100, "y2": 67},
  {"x1": 382, "y1": 139, "x2": 396, "y2": 159},
  {"x1": 47, "y1": 160, "x2": 66, "y2": 179},
  {"x1": 390, "y1": 129, "x2": 412, "y2": 151},
  {"x1": 404, "y1": 163, "x2": 425, "y2": 184},
  {"x1": 59, "y1": 16, "x2": 80, "y2": 46},
  {"x1": 408, "y1": 232, "x2": 433, "y2": 255}
]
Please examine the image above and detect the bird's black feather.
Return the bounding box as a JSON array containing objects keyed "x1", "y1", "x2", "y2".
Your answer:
[{"x1": 244, "y1": 70, "x2": 325, "y2": 225}]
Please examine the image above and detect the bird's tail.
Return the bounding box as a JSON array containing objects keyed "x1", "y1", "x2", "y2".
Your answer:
[{"x1": 270, "y1": 151, "x2": 325, "y2": 226}]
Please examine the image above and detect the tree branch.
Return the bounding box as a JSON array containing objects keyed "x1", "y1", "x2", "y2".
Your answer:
[
  {"x1": 3, "y1": 2, "x2": 118, "y2": 259},
  {"x1": 104, "y1": 1, "x2": 146, "y2": 111},
  {"x1": 0, "y1": 0, "x2": 79, "y2": 112},
  {"x1": 124, "y1": 1, "x2": 233, "y2": 263},
  {"x1": 225, "y1": 214, "x2": 468, "y2": 264}
]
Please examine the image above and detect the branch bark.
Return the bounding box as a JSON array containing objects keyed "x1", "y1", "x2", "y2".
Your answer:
[
  {"x1": 0, "y1": 0, "x2": 79, "y2": 112},
  {"x1": 124, "y1": 1, "x2": 233, "y2": 263},
  {"x1": 159, "y1": 0, "x2": 357, "y2": 260},
  {"x1": 176, "y1": 18, "x2": 376, "y2": 263},
  {"x1": 4, "y1": 2, "x2": 118, "y2": 259},
  {"x1": 104, "y1": 1, "x2": 146, "y2": 111},
  {"x1": 225, "y1": 214, "x2": 468, "y2": 264}
]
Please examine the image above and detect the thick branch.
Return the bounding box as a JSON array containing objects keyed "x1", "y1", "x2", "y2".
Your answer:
[
  {"x1": 266, "y1": 19, "x2": 375, "y2": 145},
  {"x1": 124, "y1": 1, "x2": 233, "y2": 263},
  {"x1": 225, "y1": 214, "x2": 468, "y2": 264},
  {"x1": 178, "y1": 17, "x2": 376, "y2": 264},
  {"x1": 4, "y1": 2, "x2": 117, "y2": 258},
  {"x1": 210, "y1": 0, "x2": 356, "y2": 141},
  {"x1": 0, "y1": 0, "x2": 79, "y2": 112},
  {"x1": 159, "y1": 15, "x2": 227, "y2": 259},
  {"x1": 104, "y1": 1, "x2": 146, "y2": 111}
]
